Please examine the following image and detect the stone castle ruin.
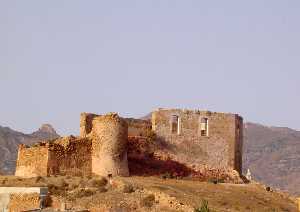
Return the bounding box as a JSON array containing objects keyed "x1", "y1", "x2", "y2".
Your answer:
[{"x1": 15, "y1": 109, "x2": 243, "y2": 181}]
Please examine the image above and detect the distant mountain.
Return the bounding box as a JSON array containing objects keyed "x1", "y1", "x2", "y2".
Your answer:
[
  {"x1": 243, "y1": 122, "x2": 300, "y2": 195},
  {"x1": 0, "y1": 124, "x2": 59, "y2": 174}
]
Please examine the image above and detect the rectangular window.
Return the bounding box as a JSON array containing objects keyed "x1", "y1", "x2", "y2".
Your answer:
[
  {"x1": 200, "y1": 118, "x2": 208, "y2": 136},
  {"x1": 171, "y1": 115, "x2": 180, "y2": 134}
]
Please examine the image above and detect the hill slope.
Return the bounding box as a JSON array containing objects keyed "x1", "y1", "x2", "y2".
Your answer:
[
  {"x1": 0, "y1": 175, "x2": 297, "y2": 211},
  {"x1": 243, "y1": 122, "x2": 300, "y2": 195},
  {"x1": 0, "y1": 124, "x2": 59, "y2": 174}
]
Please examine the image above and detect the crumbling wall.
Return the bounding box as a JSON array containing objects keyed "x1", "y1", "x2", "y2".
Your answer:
[
  {"x1": 15, "y1": 136, "x2": 93, "y2": 177},
  {"x1": 125, "y1": 118, "x2": 152, "y2": 137},
  {"x1": 91, "y1": 113, "x2": 129, "y2": 177},
  {"x1": 15, "y1": 109, "x2": 243, "y2": 179},
  {"x1": 8, "y1": 193, "x2": 40, "y2": 212},
  {"x1": 152, "y1": 109, "x2": 243, "y2": 174},
  {"x1": 80, "y1": 113, "x2": 98, "y2": 137},
  {"x1": 15, "y1": 144, "x2": 49, "y2": 177},
  {"x1": 48, "y1": 136, "x2": 92, "y2": 176}
]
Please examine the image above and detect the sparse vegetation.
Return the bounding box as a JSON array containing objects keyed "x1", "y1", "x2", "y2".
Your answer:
[
  {"x1": 141, "y1": 194, "x2": 155, "y2": 207},
  {"x1": 160, "y1": 171, "x2": 175, "y2": 179},
  {"x1": 67, "y1": 188, "x2": 96, "y2": 200},
  {"x1": 195, "y1": 200, "x2": 211, "y2": 212},
  {"x1": 86, "y1": 176, "x2": 107, "y2": 187},
  {"x1": 145, "y1": 129, "x2": 156, "y2": 142},
  {"x1": 122, "y1": 183, "x2": 135, "y2": 193},
  {"x1": 208, "y1": 178, "x2": 225, "y2": 184},
  {"x1": 0, "y1": 175, "x2": 297, "y2": 211}
]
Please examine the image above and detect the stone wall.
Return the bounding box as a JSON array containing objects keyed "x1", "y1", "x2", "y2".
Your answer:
[
  {"x1": 15, "y1": 144, "x2": 49, "y2": 177},
  {"x1": 8, "y1": 193, "x2": 40, "y2": 212},
  {"x1": 48, "y1": 136, "x2": 92, "y2": 176},
  {"x1": 15, "y1": 136, "x2": 93, "y2": 177},
  {"x1": 125, "y1": 118, "x2": 152, "y2": 137},
  {"x1": 152, "y1": 109, "x2": 243, "y2": 173},
  {"x1": 91, "y1": 113, "x2": 129, "y2": 177},
  {"x1": 80, "y1": 113, "x2": 98, "y2": 137},
  {"x1": 15, "y1": 109, "x2": 243, "y2": 178},
  {"x1": 0, "y1": 187, "x2": 48, "y2": 212}
]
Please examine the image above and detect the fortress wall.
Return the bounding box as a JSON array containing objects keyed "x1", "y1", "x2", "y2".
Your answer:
[
  {"x1": 80, "y1": 113, "x2": 98, "y2": 137},
  {"x1": 91, "y1": 113, "x2": 129, "y2": 177},
  {"x1": 15, "y1": 136, "x2": 93, "y2": 177},
  {"x1": 15, "y1": 109, "x2": 243, "y2": 178},
  {"x1": 152, "y1": 109, "x2": 243, "y2": 173},
  {"x1": 125, "y1": 118, "x2": 152, "y2": 137},
  {"x1": 48, "y1": 137, "x2": 92, "y2": 176},
  {"x1": 15, "y1": 144, "x2": 49, "y2": 177}
]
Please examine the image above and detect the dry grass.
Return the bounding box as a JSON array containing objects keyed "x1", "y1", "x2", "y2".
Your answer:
[{"x1": 0, "y1": 175, "x2": 297, "y2": 211}]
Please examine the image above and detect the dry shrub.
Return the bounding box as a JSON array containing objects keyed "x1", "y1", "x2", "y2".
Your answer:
[
  {"x1": 141, "y1": 194, "x2": 155, "y2": 208},
  {"x1": 123, "y1": 183, "x2": 135, "y2": 193},
  {"x1": 56, "y1": 178, "x2": 68, "y2": 188},
  {"x1": 68, "y1": 182, "x2": 79, "y2": 190},
  {"x1": 47, "y1": 178, "x2": 69, "y2": 195},
  {"x1": 35, "y1": 176, "x2": 43, "y2": 183},
  {"x1": 145, "y1": 130, "x2": 156, "y2": 142},
  {"x1": 1, "y1": 178, "x2": 7, "y2": 185},
  {"x1": 86, "y1": 177, "x2": 107, "y2": 188},
  {"x1": 67, "y1": 188, "x2": 96, "y2": 200}
]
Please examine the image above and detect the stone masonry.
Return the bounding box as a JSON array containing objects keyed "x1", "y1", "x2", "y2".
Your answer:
[
  {"x1": 152, "y1": 109, "x2": 243, "y2": 173},
  {"x1": 90, "y1": 113, "x2": 129, "y2": 177},
  {"x1": 0, "y1": 187, "x2": 48, "y2": 212},
  {"x1": 15, "y1": 108, "x2": 243, "y2": 178}
]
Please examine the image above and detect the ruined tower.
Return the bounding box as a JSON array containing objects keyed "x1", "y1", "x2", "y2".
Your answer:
[{"x1": 89, "y1": 113, "x2": 129, "y2": 177}]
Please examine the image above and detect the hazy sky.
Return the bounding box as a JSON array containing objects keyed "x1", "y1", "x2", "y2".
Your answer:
[{"x1": 1, "y1": 1, "x2": 299, "y2": 135}]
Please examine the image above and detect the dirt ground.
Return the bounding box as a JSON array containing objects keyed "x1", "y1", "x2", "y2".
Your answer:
[{"x1": 0, "y1": 175, "x2": 298, "y2": 212}]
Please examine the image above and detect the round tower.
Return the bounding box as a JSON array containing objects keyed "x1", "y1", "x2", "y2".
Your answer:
[{"x1": 91, "y1": 113, "x2": 129, "y2": 177}]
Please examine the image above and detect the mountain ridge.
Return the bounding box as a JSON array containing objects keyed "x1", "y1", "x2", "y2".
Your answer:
[{"x1": 0, "y1": 124, "x2": 59, "y2": 174}]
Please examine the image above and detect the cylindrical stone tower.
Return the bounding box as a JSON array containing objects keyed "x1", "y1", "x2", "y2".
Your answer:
[{"x1": 91, "y1": 113, "x2": 129, "y2": 177}]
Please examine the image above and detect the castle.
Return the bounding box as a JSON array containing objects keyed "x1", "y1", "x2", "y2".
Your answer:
[{"x1": 15, "y1": 108, "x2": 243, "y2": 180}]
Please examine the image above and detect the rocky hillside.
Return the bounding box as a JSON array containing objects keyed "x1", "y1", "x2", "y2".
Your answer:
[
  {"x1": 0, "y1": 124, "x2": 59, "y2": 174},
  {"x1": 243, "y1": 122, "x2": 300, "y2": 196},
  {"x1": 0, "y1": 175, "x2": 297, "y2": 211}
]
